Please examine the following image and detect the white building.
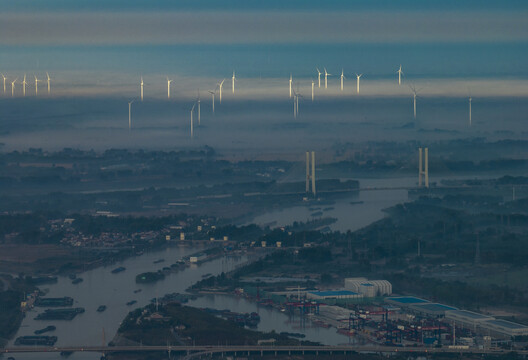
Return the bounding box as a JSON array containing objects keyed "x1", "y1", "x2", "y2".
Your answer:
[{"x1": 345, "y1": 278, "x2": 392, "y2": 297}]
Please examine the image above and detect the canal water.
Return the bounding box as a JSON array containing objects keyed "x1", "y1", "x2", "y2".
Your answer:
[{"x1": 9, "y1": 180, "x2": 414, "y2": 359}]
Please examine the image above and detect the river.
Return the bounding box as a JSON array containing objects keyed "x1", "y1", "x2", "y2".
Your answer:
[{"x1": 9, "y1": 179, "x2": 413, "y2": 359}]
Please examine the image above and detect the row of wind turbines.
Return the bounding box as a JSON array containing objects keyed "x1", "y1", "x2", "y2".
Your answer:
[
  {"x1": 0, "y1": 73, "x2": 52, "y2": 96},
  {"x1": 130, "y1": 72, "x2": 237, "y2": 137},
  {"x1": 129, "y1": 64, "x2": 474, "y2": 138}
]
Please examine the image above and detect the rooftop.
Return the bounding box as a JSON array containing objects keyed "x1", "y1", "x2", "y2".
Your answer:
[
  {"x1": 386, "y1": 296, "x2": 429, "y2": 304},
  {"x1": 484, "y1": 319, "x2": 528, "y2": 330},
  {"x1": 446, "y1": 310, "x2": 493, "y2": 320},
  {"x1": 309, "y1": 290, "x2": 360, "y2": 297},
  {"x1": 413, "y1": 303, "x2": 458, "y2": 312}
]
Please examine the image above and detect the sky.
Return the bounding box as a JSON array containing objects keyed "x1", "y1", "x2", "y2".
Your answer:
[{"x1": 0, "y1": 0, "x2": 527, "y2": 153}]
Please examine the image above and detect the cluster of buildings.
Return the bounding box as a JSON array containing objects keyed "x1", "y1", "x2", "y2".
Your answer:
[
  {"x1": 307, "y1": 278, "x2": 392, "y2": 300},
  {"x1": 387, "y1": 296, "x2": 528, "y2": 339}
]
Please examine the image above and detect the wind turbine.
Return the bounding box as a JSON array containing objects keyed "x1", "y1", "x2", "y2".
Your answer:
[
  {"x1": 1, "y1": 74, "x2": 7, "y2": 93},
  {"x1": 293, "y1": 88, "x2": 302, "y2": 118},
  {"x1": 190, "y1": 103, "x2": 195, "y2": 138},
  {"x1": 46, "y1": 72, "x2": 51, "y2": 94},
  {"x1": 324, "y1": 68, "x2": 331, "y2": 89},
  {"x1": 208, "y1": 89, "x2": 216, "y2": 114},
  {"x1": 167, "y1": 77, "x2": 173, "y2": 99},
  {"x1": 355, "y1": 73, "x2": 362, "y2": 94},
  {"x1": 140, "y1": 77, "x2": 144, "y2": 101},
  {"x1": 409, "y1": 85, "x2": 422, "y2": 119},
  {"x1": 316, "y1": 68, "x2": 322, "y2": 88},
  {"x1": 340, "y1": 69, "x2": 346, "y2": 91},
  {"x1": 469, "y1": 95, "x2": 472, "y2": 126},
  {"x1": 11, "y1": 78, "x2": 17, "y2": 97},
  {"x1": 289, "y1": 74, "x2": 293, "y2": 98},
  {"x1": 197, "y1": 90, "x2": 201, "y2": 125},
  {"x1": 128, "y1": 100, "x2": 134, "y2": 130},
  {"x1": 232, "y1": 71, "x2": 236, "y2": 94},
  {"x1": 34, "y1": 75, "x2": 41, "y2": 95},
  {"x1": 397, "y1": 65, "x2": 404, "y2": 85},
  {"x1": 22, "y1": 74, "x2": 27, "y2": 96},
  {"x1": 311, "y1": 79, "x2": 315, "y2": 101},
  {"x1": 217, "y1": 79, "x2": 225, "y2": 103}
]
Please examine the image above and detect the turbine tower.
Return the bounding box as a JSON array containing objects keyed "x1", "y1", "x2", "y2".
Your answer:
[
  {"x1": 190, "y1": 103, "x2": 195, "y2": 138},
  {"x1": 397, "y1": 65, "x2": 404, "y2": 85},
  {"x1": 22, "y1": 74, "x2": 27, "y2": 96},
  {"x1": 324, "y1": 68, "x2": 331, "y2": 89},
  {"x1": 208, "y1": 90, "x2": 216, "y2": 114},
  {"x1": 167, "y1": 77, "x2": 173, "y2": 99},
  {"x1": 355, "y1": 73, "x2": 362, "y2": 94},
  {"x1": 409, "y1": 85, "x2": 421, "y2": 119},
  {"x1": 46, "y1": 72, "x2": 51, "y2": 94},
  {"x1": 469, "y1": 95, "x2": 472, "y2": 126},
  {"x1": 197, "y1": 90, "x2": 201, "y2": 125},
  {"x1": 289, "y1": 74, "x2": 293, "y2": 98},
  {"x1": 316, "y1": 68, "x2": 322, "y2": 88},
  {"x1": 232, "y1": 71, "x2": 236, "y2": 94},
  {"x1": 217, "y1": 79, "x2": 225, "y2": 103},
  {"x1": 11, "y1": 78, "x2": 17, "y2": 97},
  {"x1": 418, "y1": 147, "x2": 429, "y2": 188},
  {"x1": 340, "y1": 69, "x2": 346, "y2": 91},
  {"x1": 311, "y1": 79, "x2": 315, "y2": 101},
  {"x1": 128, "y1": 100, "x2": 134, "y2": 130},
  {"x1": 305, "y1": 151, "x2": 316, "y2": 196},
  {"x1": 34, "y1": 75, "x2": 41, "y2": 95},
  {"x1": 1, "y1": 74, "x2": 7, "y2": 93},
  {"x1": 140, "y1": 77, "x2": 144, "y2": 101}
]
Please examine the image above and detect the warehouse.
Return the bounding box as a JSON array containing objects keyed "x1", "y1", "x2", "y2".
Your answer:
[
  {"x1": 344, "y1": 278, "x2": 392, "y2": 296},
  {"x1": 445, "y1": 310, "x2": 494, "y2": 330},
  {"x1": 408, "y1": 303, "x2": 458, "y2": 318},
  {"x1": 480, "y1": 319, "x2": 528, "y2": 338},
  {"x1": 385, "y1": 296, "x2": 429, "y2": 308},
  {"x1": 307, "y1": 290, "x2": 363, "y2": 300}
]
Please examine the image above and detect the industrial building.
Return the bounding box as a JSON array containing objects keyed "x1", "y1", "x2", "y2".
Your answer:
[
  {"x1": 385, "y1": 296, "x2": 429, "y2": 307},
  {"x1": 480, "y1": 319, "x2": 528, "y2": 338},
  {"x1": 446, "y1": 310, "x2": 528, "y2": 338},
  {"x1": 344, "y1": 278, "x2": 392, "y2": 297},
  {"x1": 408, "y1": 303, "x2": 458, "y2": 318},
  {"x1": 307, "y1": 290, "x2": 363, "y2": 300}
]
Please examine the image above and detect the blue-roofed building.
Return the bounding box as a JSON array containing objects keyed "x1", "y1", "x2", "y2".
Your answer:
[
  {"x1": 307, "y1": 290, "x2": 363, "y2": 300},
  {"x1": 385, "y1": 296, "x2": 429, "y2": 306},
  {"x1": 408, "y1": 303, "x2": 458, "y2": 317}
]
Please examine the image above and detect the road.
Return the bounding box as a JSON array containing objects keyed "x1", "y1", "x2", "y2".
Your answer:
[{"x1": 4, "y1": 344, "x2": 526, "y2": 357}]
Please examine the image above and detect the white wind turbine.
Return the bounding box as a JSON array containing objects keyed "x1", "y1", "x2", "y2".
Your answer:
[
  {"x1": 311, "y1": 79, "x2": 315, "y2": 101},
  {"x1": 11, "y1": 78, "x2": 17, "y2": 97},
  {"x1": 316, "y1": 68, "x2": 322, "y2": 88},
  {"x1": 340, "y1": 69, "x2": 346, "y2": 91},
  {"x1": 208, "y1": 89, "x2": 216, "y2": 114},
  {"x1": 232, "y1": 71, "x2": 236, "y2": 94},
  {"x1": 409, "y1": 84, "x2": 422, "y2": 119},
  {"x1": 197, "y1": 90, "x2": 201, "y2": 125},
  {"x1": 46, "y1": 72, "x2": 51, "y2": 94},
  {"x1": 1, "y1": 74, "x2": 7, "y2": 93},
  {"x1": 397, "y1": 65, "x2": 404, "y2": 85},
  {"x1": 167, "y1": 77, "x2": 173, "y2": 99},
  {"x1": 140, "y1": 77, "x2": 144, "y2": 101},
  {"x1": 355, "y1": 73, "x2": 362, "y2": 94},
  {"x1": 469, "y1": 94, "x2": 472, "y2": 127},
  {"x1": 293, "y1": 87, "x2": 302, "y2": 118},
  {"x1": 22, "y1": 74, "x2": 27, "y2": 96},
  {"x1": 34, "y1": 75, "x2": 42, "y2": 95},
  {"x1": 190, "y1": 103, "x2": 195, "y2": 138},
  {"x1": 128, "y1": 100, "x2": 134, "y2": 130},
  {"x1": 217, "y1": 79, "x2": 225, "y2": 103},
  {"x1": 289, "y1": 74, "x2": 293, "y2": 98},
  {"x1": 324, "y1": 68, "x2": 331, "y2": 89}
]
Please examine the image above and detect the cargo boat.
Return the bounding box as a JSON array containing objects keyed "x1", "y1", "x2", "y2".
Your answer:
[
  {"x1": 35, "y1": 308, "x2": 85, "y2": 320},
  {"x1": 15, "y1": 336, "x2": 57, "y2": 346},
  {"x1": 126, "y1": 300, "x2": 137, "y2": 306},
  {"x1": 34, "y1": 325, "x2": 57, "y2": 335},
  {"x1": 111, "y1": 266, "x2": 126, "y2": 274},
  {"x1": 97, "y1": 305, "x2": 107, "y2": 312},
  {"x1": 35, "y1": 297, "x2": 73, "y2": 307}
]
